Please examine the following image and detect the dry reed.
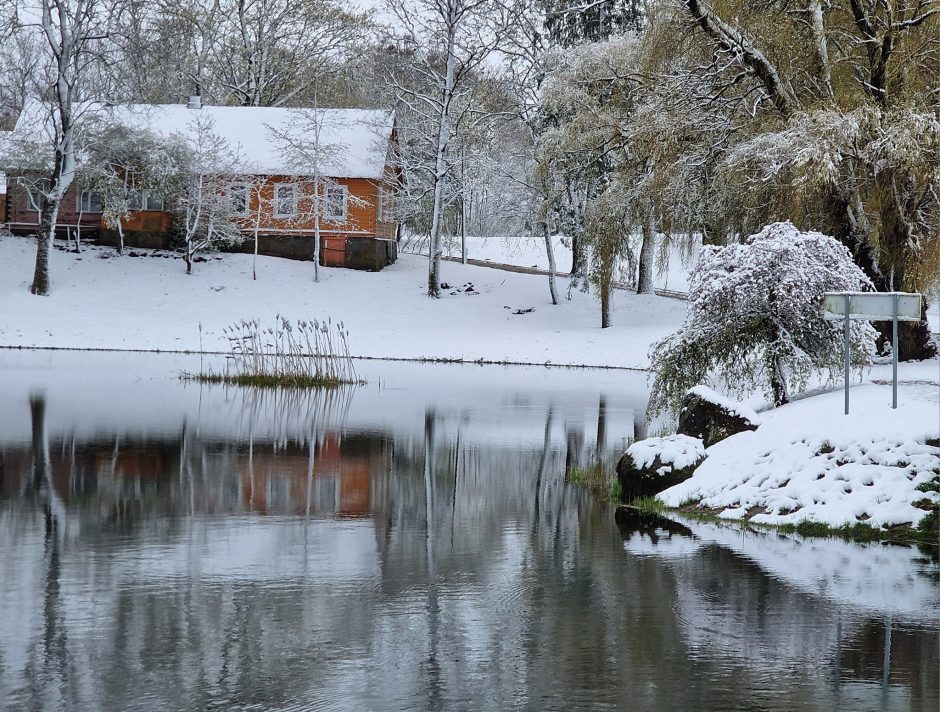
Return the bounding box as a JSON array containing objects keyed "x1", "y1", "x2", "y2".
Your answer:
[{"x1": 183, "y1": 314, "x2": 361, "y2": 388}]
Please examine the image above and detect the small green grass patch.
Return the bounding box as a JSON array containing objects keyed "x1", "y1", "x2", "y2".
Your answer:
[{"x1": 567, "y1": 465, "x2": 621, "y2": 502}]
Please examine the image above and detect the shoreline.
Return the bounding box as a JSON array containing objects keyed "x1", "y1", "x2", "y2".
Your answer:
[
  {"x1": 0, "y1": 343, "x2": 651, "y2": 372},
  {"x1": 624, "y1": 500, "x2": 939, "y2": 550}
]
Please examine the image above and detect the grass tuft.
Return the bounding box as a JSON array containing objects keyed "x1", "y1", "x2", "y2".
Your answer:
[
  {"x1": 631, "y1": 495, "x2": 667, "y2": 514},
  {"x1": 567, "y1": 465, "x2": 621, "y2": 502}
]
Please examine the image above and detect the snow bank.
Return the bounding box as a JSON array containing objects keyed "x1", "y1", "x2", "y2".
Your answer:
[
  {"x1": 0, "y1": 238, "x2": 687, "y2": 369},
  {"x1": 687, "y1": 385, "x2": 761, "y2": 424},
  {"x1": 627, "y1": 435, "x2": 705, "y2": 475},
  {"x1": 660, "y1": 382, "x2": 940, "y2": 527}
]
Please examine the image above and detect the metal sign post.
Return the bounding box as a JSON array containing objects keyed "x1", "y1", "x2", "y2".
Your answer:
[
  {"x1": 823, "y1": 292, "x2": 922, "y2": 414},
  {"x1": 843, "y1": 294, "x2": 850, "y2": 415},
  {"x1": 892, "y1": 294, "x2": 898, "y2": 409}
]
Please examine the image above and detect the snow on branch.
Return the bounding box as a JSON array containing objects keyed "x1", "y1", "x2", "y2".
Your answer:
[{"x1": 648, "y1": 222, "x2": 878, "y2": 416}]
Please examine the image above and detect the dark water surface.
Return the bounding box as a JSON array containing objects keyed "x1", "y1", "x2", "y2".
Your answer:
[{"x1": 0, "y1": 351, "x2": 937, "y2": 711}]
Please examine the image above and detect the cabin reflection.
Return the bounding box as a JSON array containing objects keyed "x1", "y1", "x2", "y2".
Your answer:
[
  {"x1": 0, "y1": 437, "x2": 179, "y2": 501},
  {"x1": 0, "y1": 426, "x2": 392, "y2": 519},
  {"x1": 239, "y1": 433, "x2": 391, "y2": 516}
]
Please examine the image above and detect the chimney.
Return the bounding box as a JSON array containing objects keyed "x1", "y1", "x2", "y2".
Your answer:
[{"x1": 187, "y1": 95, "x2": 202, "y2": 110}]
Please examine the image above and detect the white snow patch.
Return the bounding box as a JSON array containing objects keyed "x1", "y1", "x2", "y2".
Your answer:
[
  {"x1": 627, "y1": 434, "x2": 705, "y2": 475},
  {"x1": 0, "y1": 238, "x2": 687, "y2": 369},
  {"x1": 661, "y1": 382, "x2": 940, "y2": 528}
]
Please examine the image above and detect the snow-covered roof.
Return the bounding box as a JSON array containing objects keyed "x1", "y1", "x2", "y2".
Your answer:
[{"x1": 11, "y1": 101, "x2": 395, "y2": 179}]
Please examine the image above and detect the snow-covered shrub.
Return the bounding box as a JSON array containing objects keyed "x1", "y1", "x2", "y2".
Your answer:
[
  {"x1": 169, "y1": 114, "x2": 249, "y2": 274},
  {"x1": 648, "y1": 222, "x2": 877, "y2": 415}
]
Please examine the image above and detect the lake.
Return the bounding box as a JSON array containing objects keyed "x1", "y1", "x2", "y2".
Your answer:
[{"x1": 0, "y1": 350, "x2": 937, "y2": 711}]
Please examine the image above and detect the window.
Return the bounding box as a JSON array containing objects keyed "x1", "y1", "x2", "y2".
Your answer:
[
  {"x1": 229, "y1": 184, "x2": 249, "y2": 216},
  {"x1": 78, "y1": 190, "x2": 103, "y2": 213},
  {"x1": 145, "y1": 191, "x2": 165, "y2": 211},
  {"x1": 275, "y1": 184, "x2": 296, "y2": 217},
  {"x1": 26, "y1": 188, "x2": 43, "y2": 212},
  {"x1": 126, "y1": 190, "x2": 164, "y2": 211},
  {"x1": 324, "y1": 185, "x2": 347, "y2": 222},
  {"x1": 377, "y1": 186, "x2": 394, "y2": 223}
]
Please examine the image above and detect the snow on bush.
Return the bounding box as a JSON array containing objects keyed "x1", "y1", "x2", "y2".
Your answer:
[
  {"x1": 648, "y1": 222, "x2": 877, "y2": 415},
  {"x1": 628, "y1": 434, "x2": 705, "y2": 476}
]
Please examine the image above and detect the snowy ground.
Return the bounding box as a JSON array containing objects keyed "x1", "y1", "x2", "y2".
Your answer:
[
  {"x1": 406, "y1": 233, "x2": 700, "y2": 292},
  {"x1": 0, "y1": 236, "x2": 687, "y2": 368},
  {"x1": 659, "y1": 363, "x2": 940, "y2": 528}
]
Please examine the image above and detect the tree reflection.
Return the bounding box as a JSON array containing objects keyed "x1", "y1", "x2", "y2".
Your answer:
[{"x1": 0, "y1": 387, "x2": 935, "y2": 711}]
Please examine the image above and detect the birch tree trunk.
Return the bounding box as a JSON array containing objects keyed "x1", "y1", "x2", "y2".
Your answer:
[
  {"x1": 32, "y1": 141, "x2": 73, "y2": 295},
  {"x1": 427, "y1": 3, "x2": 458, "y2": 299},
  {"x1": 636, "y1": 214, "x2": 656, "y2": 294},
  {"x1": 32, "y1": 202, "x2": 59, "y2": 295},
  {"x1": 460, "y1": 147, "x2": 467, "y2": 264},
  {"x1": 253, "y1": 227, "x2": 259, "y2": 280},
  {"x1": 542, "y1": 222, "x2": 558, "y2": 305},
  {"x1": 29, "y1": 0, "x2": 98, "y2": 295},
  {"x1": 313, "y1": 190, "x2": 321, "y2": 283},
  {"x1": 808, "y1": 0, "x2": 833, "y2": 99}
]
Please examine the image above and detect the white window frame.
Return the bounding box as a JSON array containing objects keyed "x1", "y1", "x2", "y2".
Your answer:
[
  {"x1": 377, "y1": 185, "x2": 394, "y2": 223},
  {"x1": 26, "y1": 188, "x2": 43, "y2": 212},
  {"x1": 324, "y1": 185, "x2": 347, "y2": 222},
  {"x1": 275, "y1": 183, "x2": 297, "y2": 217},
  {"x1": 229, "y1": 183, "x2": 249, "y2": 216},
  {"x1": 77, "y1": 190, "x2": 103, "y2": 213},
  {"x1": 144, "y1": 191, "x2": 165, "y2": 211},
  {"x1": 127, "y1": 189, "x2": 143, "y2": 210}
]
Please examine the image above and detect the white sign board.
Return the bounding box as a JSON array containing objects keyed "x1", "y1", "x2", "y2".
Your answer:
[
  {"x1": 823, "y1": 292, "x2": 921, "y2": 322},
  {"x1": 0, "y1": 172, "x2": 6, "y2": 195},
  {"x1": 822, "y1": 291, "x2": 923, "y2": 414}
]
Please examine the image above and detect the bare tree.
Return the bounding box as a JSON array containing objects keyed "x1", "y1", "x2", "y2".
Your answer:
[
  {"x1": 131, "y1": 0, "x2": 370, "y2": 107},
  {"x1": 83, "y1": 121, "x2": 179, "y2": 254},
  {"x1": 266, "y1": 107, "x2": 368, "y2": 282},
  {"x1": 4, "y1": 0, "x2": 123, "y2": 295},
  {"x1": 170, "y1": 114, "x2": 248, "y2": 273},
  {"x1": 386, "y1": 0, "x2": 510, "y2": 298},
  {"x1": 217, "y1": 0, "x2": 369, "y2": 107},
  {"x1": 0, "y1": 30, "x2": 43, "y2": 125}
]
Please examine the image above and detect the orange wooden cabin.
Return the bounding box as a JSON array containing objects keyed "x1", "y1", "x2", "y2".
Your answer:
[{"x1": 3, "y1": 102, "x2": 401, "y2": 271}]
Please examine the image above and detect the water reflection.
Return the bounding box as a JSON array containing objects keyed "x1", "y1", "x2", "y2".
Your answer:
[{"x1": 0, "y1": 352, "x2": 936, "y2": 712}]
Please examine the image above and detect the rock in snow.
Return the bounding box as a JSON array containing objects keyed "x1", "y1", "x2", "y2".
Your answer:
[
  {"x1": 617, "y1": 434, "x2": 706, "y2": 500},
  {"x1": 677, "y1": 385, "x2": 760, "y2": 447}
]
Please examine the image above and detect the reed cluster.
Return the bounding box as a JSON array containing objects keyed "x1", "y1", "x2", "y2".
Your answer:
[{"x1": 185, "y1": 315, "x2": 360, "y2": 388}]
